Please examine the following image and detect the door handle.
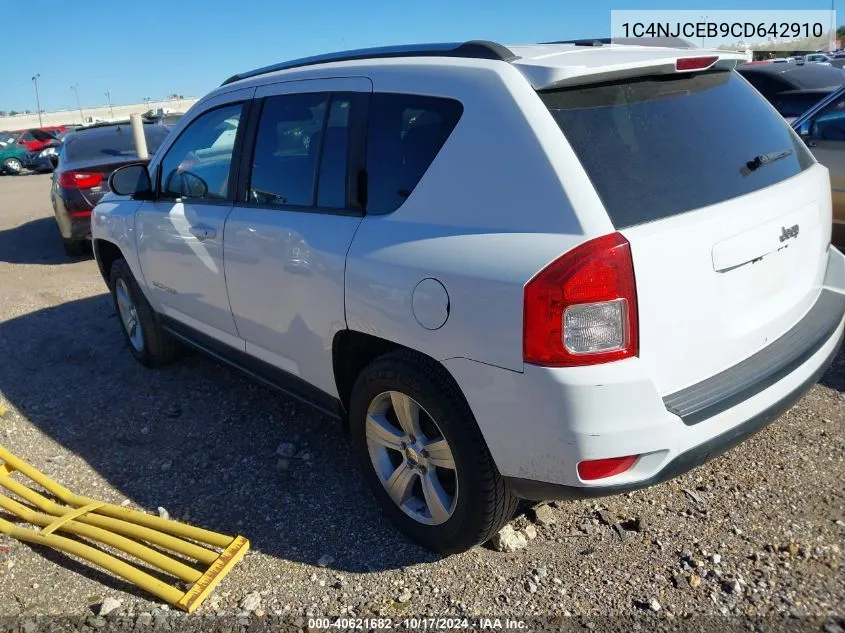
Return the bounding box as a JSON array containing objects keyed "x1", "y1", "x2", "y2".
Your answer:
[{"x1": 189, "y1": 225, "x2": 217, "y2": 241}]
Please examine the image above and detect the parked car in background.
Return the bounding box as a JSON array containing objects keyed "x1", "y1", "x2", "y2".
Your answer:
[
  {"x1": 804, "y1": 53, "x2": 832, "y2": 65},
  {"x1": 15, "y1": 127, "x2": 62, "y2": 152},
  {"x1": 738, "y1": 62, "x2": 845, "y2": 121},
  {"x1": 0, "y1": 133, "x2": 28, "y2": 174},
  {"x1": 92, "y1": 41, "x2": 845, "y2": 553},
  {"x1": 144, "y1": 111, "x2": 184, "y2": 127},
  {"x1": 52, "y1": 122, "x2": 171, "y2": 256},
  {"x1": 793, "y1": 85, "x2": 845, "y2": 246},
  {"x1": 51, "y1": 125, "x2": 82, "y2": 142},
  {"x1": 828, "y1": 52, "x2": 845, "y2": 69},
  {"x1": 25, "y1": 138, "x2": 62, "y2": 173}
]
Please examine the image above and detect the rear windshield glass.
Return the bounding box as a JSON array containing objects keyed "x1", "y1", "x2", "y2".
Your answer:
[
  {"x1": 542, "y1": 71, "x2": 814, "y2": 228},
  {"x1": 65, "y1": 125, "x2": 171, "y2": 162}
]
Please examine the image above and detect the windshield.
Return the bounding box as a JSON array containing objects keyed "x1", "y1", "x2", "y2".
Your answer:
[{"x1": 542, "y1": 70, "x2": 814, "y2": 228}]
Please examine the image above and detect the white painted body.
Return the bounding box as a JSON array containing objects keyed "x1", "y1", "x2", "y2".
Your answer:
[{"x1": 93, "y1": 42, "x2": 845, "y2": 493}]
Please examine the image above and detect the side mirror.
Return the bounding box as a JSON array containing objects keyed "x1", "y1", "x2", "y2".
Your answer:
[
  {"x1": 109, "y1": 163, "x2": 153, "y2": 198},
  {"x1": 798, "y1": 121, "x2": 811, "y2": 137}
]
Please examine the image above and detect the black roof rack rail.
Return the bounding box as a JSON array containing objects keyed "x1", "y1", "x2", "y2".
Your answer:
[
  {"x1": 541, "y1": 37, "x2": 696, "y2": 49},
  {"x1": 541, "y1": 38, "x2": 611, "y2": 46},
  {"x1": 221, "y1": 40, "x2": 518, "y2": 86}
]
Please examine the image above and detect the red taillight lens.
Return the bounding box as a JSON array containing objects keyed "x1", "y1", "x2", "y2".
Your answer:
[
  {"x1": 577, "y1": 455, "x2": 638, "y2": 481},
  {"x1": 58, "y1": 171, "x2": 104, "y2": 189},
  {"x1": 675, "y1": 56, "x2": 719, "y2": 72},
  {"x1": 523, "y1": 232, "x2": 638, "y2": 367}
]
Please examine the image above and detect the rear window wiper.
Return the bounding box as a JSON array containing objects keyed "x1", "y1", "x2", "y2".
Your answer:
[{"x1": 741, "y1": 149, "x2": 793, "y2": 175}]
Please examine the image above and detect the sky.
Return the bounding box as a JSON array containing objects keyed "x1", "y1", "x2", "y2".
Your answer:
[{"x1": 2, "y1": 0, "x2": 839, "y2": 113}]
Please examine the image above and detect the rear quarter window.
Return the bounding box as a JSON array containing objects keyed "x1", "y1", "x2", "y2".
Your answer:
[
  {"x1": 365, "y1": 93, "x2": 463, "y2": 215},
  {"x1": 542, "y1": 71, "x2": 815, "y2": 228}
]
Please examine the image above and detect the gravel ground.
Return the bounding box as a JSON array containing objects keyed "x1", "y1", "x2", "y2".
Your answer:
[{"x1": 0, "y1": 173, "x2": 842, "y2": 631}]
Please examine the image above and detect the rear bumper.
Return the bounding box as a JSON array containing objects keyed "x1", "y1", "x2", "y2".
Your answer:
[
  {"x1": 55, "y1": 213, "x2": 91, "y2": 241},
  {"x1": 445, "y1": 246, "x2": 845, "y2": 500},
  {"x1": 505, "y1": 325, "x2": 842, "y2": 500},
  {"x1": 54, "y1": 191, "x2": 93, "y2": 241}
]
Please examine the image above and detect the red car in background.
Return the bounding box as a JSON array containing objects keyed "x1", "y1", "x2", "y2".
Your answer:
[{"x1": 14, "y1": 126, "x2": 65, "y2": 151}]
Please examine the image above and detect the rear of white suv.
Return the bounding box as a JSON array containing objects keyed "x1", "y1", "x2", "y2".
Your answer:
[
  {"x1": 93, "y1": 41, "x2": 845, "y2": 554},
  {"x1": 442, "y1": 49, "x2": 845, "y2": 501}
]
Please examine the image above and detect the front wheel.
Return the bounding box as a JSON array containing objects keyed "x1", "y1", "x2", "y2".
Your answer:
[
  {"x1": 350, "y1": 351, "x2": 517, "y2": 554},
  {"x1": 108, "y1": 259, "x2": 180, "y2": 367},
  {"x1": 3, "y1": 158, "x2": 22, "y2": 175}
]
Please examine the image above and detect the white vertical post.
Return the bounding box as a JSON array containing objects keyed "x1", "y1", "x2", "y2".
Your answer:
[{"x1": 130, "y1": 113, "x2": 149, "y2": 160}]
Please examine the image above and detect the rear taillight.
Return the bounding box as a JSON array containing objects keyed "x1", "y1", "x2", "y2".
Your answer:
[
  {"x1": 523, "y1": 232, "x2": 638, "y2": 367},
  {"x1": 58, "y1": 171, "x2": 104, "y2": 189}
]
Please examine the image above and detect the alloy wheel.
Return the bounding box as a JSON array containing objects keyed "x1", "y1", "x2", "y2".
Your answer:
[
  {"x1": 115, "y1": 278, "x2": 144, "y2": 352},
  {"x1": 365, "y1": 391, "x2": 458, "y2": 525}
]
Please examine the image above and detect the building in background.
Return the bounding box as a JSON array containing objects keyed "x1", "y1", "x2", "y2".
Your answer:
[{"x1": 0, "y1": 98, "x2": 198, "y2": 130}]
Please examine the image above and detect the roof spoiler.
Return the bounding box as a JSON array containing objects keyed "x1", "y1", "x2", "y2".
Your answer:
[{"x1": 517, "y1": 52, "x2": 746, "y2": 91}]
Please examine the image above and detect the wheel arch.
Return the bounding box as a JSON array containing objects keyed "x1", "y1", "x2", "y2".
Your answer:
[
  {"x1": 93, "y1": 239, "x2": 124, "y2": 284},
  {"x1": 331, "y1": 330, "x2": 472, "y2": 429}
]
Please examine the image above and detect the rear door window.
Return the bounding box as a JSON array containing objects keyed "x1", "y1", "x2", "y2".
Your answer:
[
  {"x1": 249, "y1": 93, "x2": 329, "y2": 207},
  {"x1": 542, "y1": 71, "x2": 814, "y2": 228},
  {"x1": 365, "y1": 93, "x2": 463, "y2": 215}
]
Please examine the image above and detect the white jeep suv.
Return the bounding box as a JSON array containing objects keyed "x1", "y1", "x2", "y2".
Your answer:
[{"x1": 93, "y1": 40, "x2": 845, "y2": 553}]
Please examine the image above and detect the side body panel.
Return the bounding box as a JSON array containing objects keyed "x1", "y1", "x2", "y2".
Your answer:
[
  {"x1": 92, "y1": 197, "x2": 146, "y2": 285},
  {"x1": 345, "y1": 62, "x2": 609, "y2": 373},
  {"x1": 225, "y1": 77, "x2": 370, "y2": 396},
  {"x1": 137, "y1": 200, "x2": 241, "y2": 346}
]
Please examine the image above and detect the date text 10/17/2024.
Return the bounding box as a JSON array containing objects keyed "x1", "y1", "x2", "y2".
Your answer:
[{"x1": 308, "y1": 617, "x2": 527, "y2": 630}]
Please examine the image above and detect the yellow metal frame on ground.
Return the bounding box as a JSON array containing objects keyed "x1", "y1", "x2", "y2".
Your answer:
[{"x1": 0, "y1": 445, "x2": 249, "y2": 613}]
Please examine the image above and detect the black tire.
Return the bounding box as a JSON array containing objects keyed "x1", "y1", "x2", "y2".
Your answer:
[
  {"x1": 108, "y1": 258, "x2": 180, "y2": 367},
  {"x1": 62, "y1": 239, "x2": 87, "y2": 257},
  {"x1": 350, "y1": 350, "x2": 517, "y2": 554},
  {"x1": 3, "y1": 158, "x2": 22, "y2": 175}
]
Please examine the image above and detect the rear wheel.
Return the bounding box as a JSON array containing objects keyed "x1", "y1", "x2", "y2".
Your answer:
[
  {"x1": 350, "y1": 351, "x2": 517, "y2": 553},
  {"x1": 3, "y1": 158, "x2": 22, "y2": 175},
  {"x1": 109, "y1": 259, "x2": 180, "y2": 367}
]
